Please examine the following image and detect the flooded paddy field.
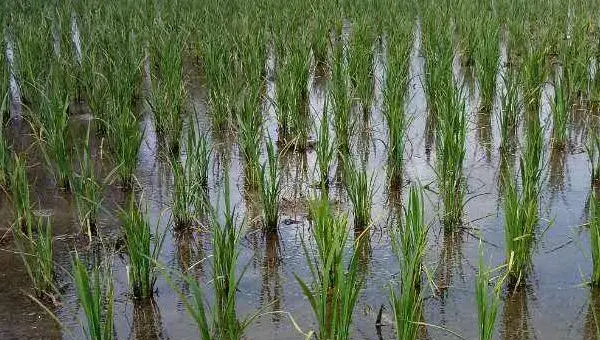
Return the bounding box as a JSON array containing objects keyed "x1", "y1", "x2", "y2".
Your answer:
[{"x1": 1, "y1": 1, "x2": 600, "y2": 340}]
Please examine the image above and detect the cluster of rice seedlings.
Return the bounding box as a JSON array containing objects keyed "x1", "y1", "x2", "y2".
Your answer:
[
  {"x1": 174, "y1": 176, "x2": 254, "y2": 339},
  {"x1": 259, "y1": 138, "x2": 281, "y2": 232},
  {"x1": 104, "y1": 42, "x2": 144, "y2": 189},
  {"x1": 474, "y1": 14, "x2": 500, "y2": 113},
  {"x1": 521, "y1": 45, "x2": 547, "y2": 121},
  {"x1": 171, "y1": 122, "x2": 211, "y2": 229},
  {"x1": 275, "y1": 37, "x2": 311, "y2": 150},
  {"x1": 37, "y1": 67, "x2": 72, "y2": 189},
  {"x1": 150, "y1": 27, "x2": 186, "y2": 155},
  {"x1": 121, "y1": 196, "x2": 165, "y2": 299},
  {"x1": 296, "y1": 196, "x2": 363, "y2": 340},
  {"x1": 237, "y1": 109, "x2": 262, "y2": 190},
  {"x1": 384, "y1": 27, "x2": 412, "y2": 188},
  {"x1": 14, "y1": 215, "x2": 54, "y2": 298},
  {"x1": 475, "y1": 244, "x2": 503, "y2": 340},
  {"x1": 201, "y1": 34, "x2": 235, "y2": 133},
  {"x1": 72, "y1": 127, "x2": 103, "y2": 241},
  {"x1": 421, "y1": 11, "x2": 454, "y2": 116},
  {"x1": 314, "y1": 98, "x2": 335, "y2": 193},
  {"x1": 551, "y1": 69, "x2": 569, "y2": 149},
  {"x1": 435, "y1": 85, "x2": 467, "y2": 229},
  {"x1": 72, "y1": 253, "x2": 115, "y2": 340},
  {"x1": 503, "y1": 168, "x2": 536, "y2": 285},
  {"x1": 331, "y1": 29, "x2": 354, "y2": 156},
  {"x1": 348, "y1": 18, "x2": 375, "y2": 121},
  {"x1": 499, "y1": 66, "x2": 520, "y2": 155},
  {"x1": 345, "y1": 162, "x2": 375, "y2": 229},
  {"x1": 389, "y1": 184, "x2": 427, "y2": 340},
  {"x1": 13, "y1": 11, "x2": 53, "y2": 109},
  {"x1": 10, "y1": 154, "x2": 32, "y2": 229}
]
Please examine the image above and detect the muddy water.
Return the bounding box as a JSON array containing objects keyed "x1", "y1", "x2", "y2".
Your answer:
[{"x1": 0, "y1": 29, "x2": 598, "y2": 340}]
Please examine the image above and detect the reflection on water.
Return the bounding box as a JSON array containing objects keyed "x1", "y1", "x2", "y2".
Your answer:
[
  {"x1": 260, "y1": 231, "x2": 283, "y2": 325},
  {"x1": 502, "y1": 287, "x2": 534, "y2": 340},
  {"x1": 131, "y1": 299, "x2": 165, "y2": 340}
]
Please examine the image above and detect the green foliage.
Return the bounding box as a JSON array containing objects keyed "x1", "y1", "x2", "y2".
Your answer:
[
  {"x1": 295, "y1": 196, "x2": 363, "y2": 340},
  {"x1": 72, "y1": 253, "x2": 115, "y2": 340}
]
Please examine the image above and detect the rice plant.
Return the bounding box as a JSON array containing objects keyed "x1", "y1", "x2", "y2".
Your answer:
[
  {"x1": 275, "y1": 37, "x2": 311, "y2": 150},
  {"x1": 72, "y1": 126, "x2": 103, "y2": 241},
  {"x1": 14, "y1": 215, "x2": 54, "y2": 298},
  {"x1": 345, "y1": 163, "x2": 375, "y2": 229},
  {"x1": 435, "y1": 85, "x2": 467, "y2": 229},
  {"x1": 150, "y1": 27, "x2": 186, "y2": 155},
  {"x1": 172, "y1": 172, "x2": 254, "y2": 339},
  {"x1": 121, "y1": 197, "x2": 165, "y2": 299},
  {"x1": 37, "y1": 68, "x2": 72, "y2": 189},
  {"x1": 590, "y1": 190, "x2": 600, "y2": 286},
  {"x1": 104, "y1": 47, "x2": 143, "y2": 189},
  {"x1": 384, "y1": 28, "x2": 412, "y2": 187},
  {"x1": 475, "y1": 244, "x2": 502, "y2": 340},
  {"x1": 499, "y1": 66, "x2": 520, "y2": 154},
  {"x1": 474, "y1": 15, "x2": 500, "y2": 113},
  {"x1": 10, "y1": 154, "x2": 32, "y2": 229},
  {"x1": 259, "y1": 138, "x2": 281, "y2": 232},
  {"x1": 314, "y1": 97, "x2": 335, "y2": 193},
  {"x1": 389, "y1": 184, "x2": 427, "y2": 340},
  {"x1": 331, "y1": 30, "x2": 353, "y2": 156},
  {"x1": 171, "y1": 122, "x2": 211, "y2": 229},
  {"x1": 237, "y1": 109, "x2": 262, "y2": 190},
  {"x1": 72, "y1": 253, "x2": 115, "y2": 340},
  {"x1": 348, "y1": 19, "x2": 374, "y2": 120},
  {"x1": 295, "y1": 196, "x2": 363, "y2": 340},
  {"x1": 503, "y1": 168, "x2": 536, "y2": 286},
  {"x1": 551, "y1": 69, "x2": 569, "y2": 149}
]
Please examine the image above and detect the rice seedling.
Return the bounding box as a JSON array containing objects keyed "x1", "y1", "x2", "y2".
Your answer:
[
  {"x1": 503, "y1": 166, "x2": 536, "y2": 286},
  {"x1": 72, "y1": 126, "x2": 103, "y2": 241},
  {"x1": 171, "y1": 121, "x2": 211, "y2": 229},
  {"x1": 331, "y1": 28, "x2": 353, "y2": 156},
  {"x1": 389, "y1": 184, "x2": 427, "y2": 340},
  {"x1": 171, "y1": 171, "x2": 256, "y2": 339},
  {"x1": 521, "y1": 45, "x2": 547, "y2": 121},
  {"x1": 475, "y1": 244, "x2": 503, "y2": 340},
  {"x1": 259, "y1": 138, "x2": 281, "y2": 232},
  {"x1": 72, "y1": 252, "x2": 115, "y2": 340},
  {"x1": 435, "y1": 85, "x2": 467, "y2": 229},
  {"x1": 590, "y1": 190, "x2": 600, "y2": 286},
  {"x1": 499, "y1": 66, "x2": 520, "y2": 155},
  {"x1": 237, "y1": 109, "x2": 262, "y2": 190},
  {"x1": 275, "y1": 37, "x2": 311, "y2": 150},
  {"x1": 314, "y1": 97, "x2": 335, "y2": 193},
  {"x1": 121, "y1": 196, "x2": 165, "y2": 299},
  {"x1": 384, "y1": 27, "x2": 412, "y2": 188},
  {"x1": 36, "y1": 67, "x2": 72, "y2": 189},
  {"x1": 10, "y1": 154, "x2": 32, "y2": 229},
  {"x1": 345, "y1": 162, "x2": 375, "y2": 229},
  {"x1": 474, "y1": 15, "x2": 500, "y2": 113},
  {"x1": 295, "y1": 196, "x2": 363, "y2": 340},
  {"x1": 551, "y1": 69, "x2": 569, "y2": 149},
  {"x1": 150, "y1": 27, "x2": 186, "y2": 155},
  {"x1": 14, "y1": 215, "x2": 54, "y2": 298},
  {"x1": 202, "y1": 35, "x2": 235, "y2": 133},
  {"x1": 348, "y1": 18, "x2": 375, "y2": 120}
]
